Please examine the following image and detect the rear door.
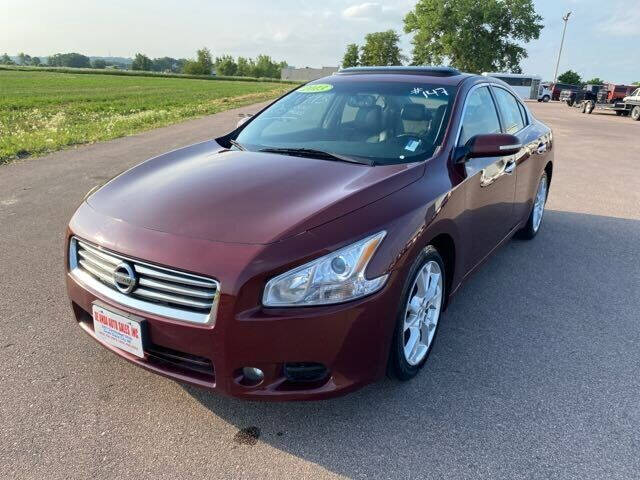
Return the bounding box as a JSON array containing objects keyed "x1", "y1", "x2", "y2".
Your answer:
[
  {"x1": 458, "y1": 85, "x2": 517, "y2": 272},
  {"x1": 491, "y1": 85, "x2": 548, "y2": 225}
]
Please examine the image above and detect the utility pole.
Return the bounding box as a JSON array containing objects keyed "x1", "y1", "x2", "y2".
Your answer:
[{"x1": 553, "y1": 11, "x2": 572, "y2": 84}]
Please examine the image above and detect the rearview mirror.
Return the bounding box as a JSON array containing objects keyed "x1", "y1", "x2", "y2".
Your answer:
[{"x1": 454, "y1": 133, "x2": 522, "y2": 164}]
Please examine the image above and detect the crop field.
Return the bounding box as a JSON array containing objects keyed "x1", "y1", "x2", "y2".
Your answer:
[{"x1": 0, "y1": 70, "x2": 292, "y2": 163}]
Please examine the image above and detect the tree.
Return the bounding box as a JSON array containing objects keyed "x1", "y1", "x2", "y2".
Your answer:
[
  {"x1": 31, "y1": 57, "x2": 41, "y2": 66},
  {"x1": 48, "y1": 53, "x2": 91, "y2": 68},
  {"x1": 557, "y1": 70, "x2": 582, "y2": 85},
  {"x1": 92, "y1": 59, "x2": 107, "y2": 69},
  {"x1": 633, "y1": 81, "x2": 640, "y2": 86},
  {"x1": 131, "y1": 53, "x2": 153, "y2": 71},
  {"x1": 236, "y1": 57, "x2": 254, "y2": 77},
  {"x1": 359, "y1": 30, "x2": 404, "y2": 66},
  {"x1": 342, "y1": 43, "x2": 360, "y2": 68},
  {"x1": 404, "y1": 0, "x2": 543, "y2": 73},
  {"x1": 151, "y1": 57, "x2": 181, "y2": 72},
  {"x1": 196, "y1": 47, "x2": 213, "y2": 74},
  {"x1": 584, "y1": 77, "x2": 604, "y2": 85},
  {"x1": 1, "y1": 53, "x2": 14, "y2": 65},
  {"x1": 215, "y1": 55, "x2": 238, "y2": 76},
  {"x1": 17, "y1": 52, "x2": 32, "y2": 65},
  {"x1": 253, "y1": 54, "x2": 282, "y2": 78}
]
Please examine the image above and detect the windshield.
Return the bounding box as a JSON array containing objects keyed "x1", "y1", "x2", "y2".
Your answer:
[{"x1": 235, "y1": 80, "x2": 457, "y2": 165}]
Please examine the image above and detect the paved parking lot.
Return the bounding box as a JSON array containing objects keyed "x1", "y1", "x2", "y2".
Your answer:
[{"x1": 1, "y1": 101, "x2": 638, "y2": 480}]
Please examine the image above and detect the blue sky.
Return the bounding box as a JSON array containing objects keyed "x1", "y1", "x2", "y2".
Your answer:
[{"x1": 2, "y1": 0, "x2": 638, "y2": 83}]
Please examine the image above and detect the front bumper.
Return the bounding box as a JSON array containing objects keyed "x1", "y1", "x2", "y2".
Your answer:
[
  {"x1": 67, "y1": 272, "x2": 396, "y2": 400},
  {"x1": 65, "y1": 204, "x2": 400, "y2": 401}
]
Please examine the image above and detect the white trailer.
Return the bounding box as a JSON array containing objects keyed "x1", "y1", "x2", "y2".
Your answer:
[{"x1": 481, "y1": 72, "x2": 545, "y2": 101}]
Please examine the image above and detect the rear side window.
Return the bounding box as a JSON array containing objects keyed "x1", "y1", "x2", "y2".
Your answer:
[
  {"x1": 493, "y1": 87, "x2": 525, "y2": 134},
  {"x1": 458, "y1": 86, "x2": 501, "y2": 145}
]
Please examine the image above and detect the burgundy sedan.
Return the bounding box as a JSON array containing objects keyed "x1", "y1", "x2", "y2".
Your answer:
[{"x1": 66, "y1": 67, "x2": 553, "y2": 400}]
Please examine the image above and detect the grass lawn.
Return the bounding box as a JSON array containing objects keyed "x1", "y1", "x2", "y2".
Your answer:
[{"x1": 0, "y1": 70, "x2": 292, "y2": 164}]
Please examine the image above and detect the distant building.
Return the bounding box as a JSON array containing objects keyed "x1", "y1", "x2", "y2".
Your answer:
[{"x1": 281, "y1": 66, "x2": 339, "y2": 82}]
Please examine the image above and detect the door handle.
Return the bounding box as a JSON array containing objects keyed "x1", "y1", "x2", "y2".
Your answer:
[
  {"x1": 537, "y1": 143, "x2": 547, "y2": 154},
  {"x1": 504, "y1": 159, "x2": 516, "y2": 174}
]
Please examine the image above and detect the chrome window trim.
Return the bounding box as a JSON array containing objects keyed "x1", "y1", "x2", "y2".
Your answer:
[
  {"x1": 454, "y1": 83, "x2": 501, "y2": 147},
  {"x1": 490, "y1": 84, "x2": 531, "y2": 133},
  {"x1": 69, "y1": 237, "x2": 220, "y2": 325}
]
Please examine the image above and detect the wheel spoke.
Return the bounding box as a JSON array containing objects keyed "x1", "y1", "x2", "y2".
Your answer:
[
  {"x1": 425, "y1": 272, "x2": 440, "y2": 303},
  {"x1": 404, "y1": 326, "x2": 420, "y2": 361}
]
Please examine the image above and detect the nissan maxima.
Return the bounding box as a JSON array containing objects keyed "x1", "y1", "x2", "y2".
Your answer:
[{"x1": 65, "y1": 66, "x2": 553, "y2": 400}]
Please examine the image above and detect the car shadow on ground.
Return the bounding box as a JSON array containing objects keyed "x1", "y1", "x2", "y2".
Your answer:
[{"x1": 184, "y1": 210, "x2": 640, "y2": 479}]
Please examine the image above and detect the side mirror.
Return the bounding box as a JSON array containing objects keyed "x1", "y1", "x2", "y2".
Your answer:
[
  {"x1": 236, "y1": 114, "x2": 253, "y2": 129},
  {"x1": 454, "y1": 133, "x2": 521, "y2": 164}
]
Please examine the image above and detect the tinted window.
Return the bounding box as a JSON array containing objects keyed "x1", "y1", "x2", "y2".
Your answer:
[
  {"x1": 493, "y1": 87, "x2": 525, "y2": 134},
  {"x1": 458, "y1": 87, "x2": 501, "y2": 145},
  {"x1": 236, "y1": 81, "x2": 457, "y2": 165}
]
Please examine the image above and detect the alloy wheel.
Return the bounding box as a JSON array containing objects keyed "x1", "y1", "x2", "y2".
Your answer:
[
  {"x1": 402, "y1": 260, "x2": 443, "y2": 366},
  {"x1": 532, "y1": 174, "x2": 548, "y2": 232}
]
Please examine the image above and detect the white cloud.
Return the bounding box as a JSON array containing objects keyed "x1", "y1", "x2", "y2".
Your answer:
[
  {"x1": 597, "y1": 6, "x2": 640, "y2": 36},
  {"x1": 342, "y1": 2, "x2": 394, "y2": 21}
]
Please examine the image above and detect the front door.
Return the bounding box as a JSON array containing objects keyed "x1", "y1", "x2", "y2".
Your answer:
[{"x1": 459, "y1": 86, "x2": 517, "y2": 272}]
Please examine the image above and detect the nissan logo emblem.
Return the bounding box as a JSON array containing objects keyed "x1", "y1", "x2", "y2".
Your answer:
[{"x1": 113, "y1": 262, "x2": 137, "y2": 294}]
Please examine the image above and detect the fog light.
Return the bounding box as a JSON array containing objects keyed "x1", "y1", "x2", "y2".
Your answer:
[{"x1": 242, "y1": 367, "x2": 264, "y2": 383}]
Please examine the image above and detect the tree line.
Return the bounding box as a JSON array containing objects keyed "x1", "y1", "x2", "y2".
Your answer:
[
  {"x1": 343, "y1": 0, "x2": 543, "y2": 73},
  {"x1": 1, "y1": 48, "x2": 288, "y2": 79}
]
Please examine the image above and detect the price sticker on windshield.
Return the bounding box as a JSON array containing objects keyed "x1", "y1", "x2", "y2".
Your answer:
[{"x1": 298, "y1": 84, "x2": 334, "y2": 93}]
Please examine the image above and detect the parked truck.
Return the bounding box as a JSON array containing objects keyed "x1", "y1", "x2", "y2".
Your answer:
[{"x1": 582, "y1": 87, "x2": 640, "y2": 120}]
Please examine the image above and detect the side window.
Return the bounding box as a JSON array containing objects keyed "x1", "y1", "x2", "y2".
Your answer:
[
  {"x1": 517, "y1": 102, "x2": 528, "y2": 126},
  {"x1": 459, "y1": 86, "x2": 501, "y2": 145},
  {"x1": 493, "y1": 87, "x2": 525, "y2": 134}
]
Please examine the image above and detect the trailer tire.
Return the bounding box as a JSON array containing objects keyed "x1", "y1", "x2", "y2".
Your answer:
[
  {"x1": 632, "y1": 106, "x2": 640, "y2": 121},
  {"x1": 585, "y1": 101, "x2": 594, "y2": 114}
]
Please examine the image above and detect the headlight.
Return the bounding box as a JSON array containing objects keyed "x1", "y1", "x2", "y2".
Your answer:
[{"x1": 263, "y1": 231, "x2": 388, "y2": 307}]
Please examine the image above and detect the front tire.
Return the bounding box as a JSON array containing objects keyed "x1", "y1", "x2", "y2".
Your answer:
[
  {"x1": 632, "y1": 106, "x2": 640, "y2": 121},
  {"x1": 388, "y1": 246, "x2": 445, "y2": 381},
  {"x1": 585, "y1": 101, "x2": 594, "y2": 114},
  {"x1": 517, "y1": 172, "x2": 548, "y2": 240},
  {"x1": 542, "y1": 95, "x2": 550, "y2": 103}
]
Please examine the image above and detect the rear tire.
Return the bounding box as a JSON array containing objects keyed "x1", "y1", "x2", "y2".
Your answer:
[
  {"x1": 388, "y1": 246, "x2": 445, "y2": 381},
  {"x1": 517, "y1": 172, "x2": 548, "y2": 240},
  {"x1": 616, "y1": 111, "x2": 624, "y2": 116},
  {"x1": 632, "y1": 106, "x2": 640, "y2": 121},
  {"x1": 542, "y1": 95, "x2": 550, "y2": 103},
  {"x1": 581, "y1": 102, "x2": 587, "y2": 113}
]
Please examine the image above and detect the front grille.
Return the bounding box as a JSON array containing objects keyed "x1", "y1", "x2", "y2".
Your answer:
[{"x1": 69, "y1": 237, "x2": 220, "y2": 324}]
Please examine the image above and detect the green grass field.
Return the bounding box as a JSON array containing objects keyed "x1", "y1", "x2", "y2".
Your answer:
[{"x1": 0, "y1": 70, "x2": 292, "y2": 164}]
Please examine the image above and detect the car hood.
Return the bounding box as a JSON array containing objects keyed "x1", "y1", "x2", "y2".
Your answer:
[{"x1": 87, "y1": 140, "x2": 423, "y2": 244}]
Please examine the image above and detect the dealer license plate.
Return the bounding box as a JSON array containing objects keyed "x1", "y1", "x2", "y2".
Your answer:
[{"x1": 92, "y1": 305, "x2": 145, "y2": 358}]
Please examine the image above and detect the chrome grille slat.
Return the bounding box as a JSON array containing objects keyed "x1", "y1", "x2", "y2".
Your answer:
[
  {"x1": 134, "y1": 288, "x2": 213, "y2": 310},
  {"x1": 70, "y1": 237, "x2": 219, "y2": 325},
  {"x1": 79, "y1": 242, "x2": 121, "y2": 265},
  {"x1": 137, "y1": 277, "x2": 215, "y2": 299},
  {"x1": 78, "y1": 259, "x2": 114, "y2": 285},
  {"x1": 78, "y1": 250, "x2": 116, "y2": 274},
  {"x1": 134, "y1": 264, "x2": 216, "y2": 288}
]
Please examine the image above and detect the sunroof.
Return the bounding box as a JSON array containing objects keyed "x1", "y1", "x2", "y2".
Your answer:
[{"x1": 336, "y1": 66, "x2": 462, "y2": 77}]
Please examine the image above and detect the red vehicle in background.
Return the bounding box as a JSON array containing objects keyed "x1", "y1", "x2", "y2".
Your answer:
[
  {"x1": 550, "y1": 82, "x2": 580, "y2": 101},
  {"x1": 601, "y1": 84, "x2": 637, "y2": 103}
]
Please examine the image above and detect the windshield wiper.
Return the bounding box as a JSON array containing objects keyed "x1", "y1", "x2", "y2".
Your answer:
[
  {"x1": 229, "y1": 139, "x2": 246, "y2": 151},
  {"x1": 259, "y1": 147, "x2": 374, "y2": 166}
]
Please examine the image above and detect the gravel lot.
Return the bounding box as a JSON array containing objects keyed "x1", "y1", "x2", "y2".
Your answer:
[{"x1": 1, "y1": 101, "x2": 638, "y2": 480}]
